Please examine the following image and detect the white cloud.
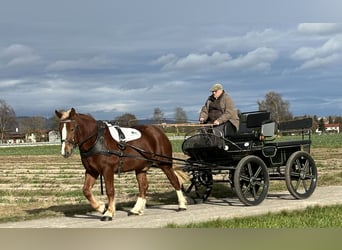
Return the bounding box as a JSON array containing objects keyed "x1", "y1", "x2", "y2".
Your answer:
[
  {"x1": 297, "y1": 54, "x2": 341, "y2": 70},
  {"x1": 228, "y1": 47, "x2": 278, "y2": 70},
  {"x1": 155, "y1": 47, "x2": 278, "y2": 72},
  {"x1": 206, "y1": 28, "x2": 282, "y2": 52},
  {"x1": 292, "y1": 35, "x2": 342, "y2": 69},
  {"x1": 152, "y1": 53, "x2": 177, "y2": 66},
  {"x1": 0, "y1": 44, "x2": 41, "y2": 67},
  {"x1": 292, "y1": 36, "x2": 342, "y2": 60},
  {"x1": 297, "y1": 23, "x2": 342, "y2": 35},
  {"x1": 162, "y1": 51, "x2": 232, "y2": 71},
  {"x1": 46, "y1": 56, "x2": 113, "y2": 71},
  {"x1": 0, "y1": 79, "x2": 25, "y2": 88}
]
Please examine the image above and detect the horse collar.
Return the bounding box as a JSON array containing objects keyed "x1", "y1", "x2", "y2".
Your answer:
[{"x1": 79, "y1": 122, "x2": 106, "y2": 158}]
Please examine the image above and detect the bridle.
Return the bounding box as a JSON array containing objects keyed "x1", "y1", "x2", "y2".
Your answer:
[
  {"x1": 59, "y1": 119, "x2": 98, "y2": 150},
  {"x1": 59, "y1": 119, "x2": 79, "y2": 148}
]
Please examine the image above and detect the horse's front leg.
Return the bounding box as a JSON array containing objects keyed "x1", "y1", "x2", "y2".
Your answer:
[
  {"x1": 128, "y1": 170, "x2": 148, "y2": 216},
  {"x1": 82, "y1": 172, "x2": 106, "y2": 214},
  {"x1": 101, "y1": 167, "x2": 115, "y2": 221}
]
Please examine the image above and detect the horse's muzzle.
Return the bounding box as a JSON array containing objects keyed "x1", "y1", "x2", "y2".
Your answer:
[{"x1": 61, "y1": 147, "x2": 73, "y2": 158}]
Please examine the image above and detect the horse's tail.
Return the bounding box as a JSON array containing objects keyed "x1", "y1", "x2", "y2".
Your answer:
[{"x1": 173, "y1": 165, "x2": 190, "y2": 185}]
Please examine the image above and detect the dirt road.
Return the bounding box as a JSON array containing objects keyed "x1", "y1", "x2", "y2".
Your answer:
[{"x1": 1, "y1": 186, "x2": 341, "y2": 228}]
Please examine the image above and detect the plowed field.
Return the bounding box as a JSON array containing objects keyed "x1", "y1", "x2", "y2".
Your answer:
[{"x1": 0, "y1": 149, "x2": 341, "y2": 222}]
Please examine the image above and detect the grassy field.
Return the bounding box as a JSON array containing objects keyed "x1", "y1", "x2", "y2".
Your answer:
[
  {"x1": 166, "y1": 204, "x2": 342, "y2": 228},
  {"x1": 0, "y1": 133, "x2": 341, "y2": 226},
  {"x1": 0, "y1": 133, "x2": 341, "y2": 155}
]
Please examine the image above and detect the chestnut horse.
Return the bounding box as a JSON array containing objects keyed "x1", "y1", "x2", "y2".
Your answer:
[{"x1": 55, "y1": 108, "x2": 187, "y2": 221}]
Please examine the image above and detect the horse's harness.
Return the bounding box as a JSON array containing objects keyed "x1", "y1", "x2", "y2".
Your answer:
[
  {"x1": 59, "y1": 118, "x2": 185, "y2": 195},
  {"x1": 59, "y1": 119, "x2": 174, "y2": 170}
]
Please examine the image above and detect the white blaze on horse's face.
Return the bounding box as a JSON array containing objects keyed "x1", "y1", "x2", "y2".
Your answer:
[{"x1": 61, "y1": 123, "x2": 67, "y2": 156}]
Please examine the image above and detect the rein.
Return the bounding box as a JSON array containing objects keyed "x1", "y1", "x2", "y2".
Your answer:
[
  {"x1": 61, "y1": 118, "x2": 189, "y2": 196},
  {"x1": 78, "y1": 121, "x2": 178, "y2": 165},
  {"x1": 61, "y1": 118, "x2": 187, "y2": 165}
]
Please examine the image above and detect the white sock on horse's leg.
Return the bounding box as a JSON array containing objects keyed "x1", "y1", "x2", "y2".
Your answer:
[
  {"x1": 103, "y1": 198, "x2": 116, "y2": 218},
  {"x1": 130, "y1": 197, "x2": 146, "y2": 215},
  {"x1": 96, "y1": 201, "x2": 106, "y2": 214},
  {"x1": 176, "y1": 190, "x2": 187, "y2": 210}
]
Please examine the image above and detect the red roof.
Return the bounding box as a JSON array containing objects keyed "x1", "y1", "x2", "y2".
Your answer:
[{"x1": 325, "y1": 123, "x2": 340, "y2": 128}]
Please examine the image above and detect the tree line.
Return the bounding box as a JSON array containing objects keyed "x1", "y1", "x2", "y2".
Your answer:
[{"x1": 1, "y1": 91, "x2": 341, "y2": 142}]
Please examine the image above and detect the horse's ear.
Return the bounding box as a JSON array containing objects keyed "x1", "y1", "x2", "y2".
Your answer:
[
  {"x1": 70, "y1": 108, "x2": 76, "y2": 118},
  {"x1": 55, "y1": 110, "x2": 62, "y2": 119}
]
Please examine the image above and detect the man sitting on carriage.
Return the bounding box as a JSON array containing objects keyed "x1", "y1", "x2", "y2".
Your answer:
[{"x1": 199, "y1": 83, "x2": 240, "y2": 138}]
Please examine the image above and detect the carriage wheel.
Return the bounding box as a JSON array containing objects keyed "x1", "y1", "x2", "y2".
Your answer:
[
  {"x1": 181, "y1": 170, "x2": 213, "y2": 201},
  {"x1": 233, "y1": 155, "x2": 269, "y2": 206},
  {"x1": 285, "y1": 151, "x2": 317, "y2": 199}
]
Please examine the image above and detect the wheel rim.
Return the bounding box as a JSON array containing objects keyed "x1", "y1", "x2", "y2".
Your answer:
[
  {"x1": 285, "y1": 151, "x2": 317, "y2": 199},
  {"x1": 182, "y1": 170, "x2": 213, "y2": 201},
  {"x1": 234, "y1": 155, "x2": 269, "y2": 206}
]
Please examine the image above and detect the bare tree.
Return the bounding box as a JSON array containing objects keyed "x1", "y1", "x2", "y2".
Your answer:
[
  {"x1": 174, "y1": 107, "x2": 188, "y2": 124},
  {"x1": 257, "y1": 91, "x2": 292, "y2": 123},
  {"x1": 0, "y1": 99, "x2": 16, "y2": 143},
  {"x1": 114, "y1": 113, "x2": 137, "y2": 127},
  {"x1": 152, "y1": 107, "x2": 164, "y2": 124},
  {"x1": 49, "y1": 113, "x2": 60, "y2": 131},
  {"x1": 18, "y1": 116, "x2": 46, "y2": 134}
]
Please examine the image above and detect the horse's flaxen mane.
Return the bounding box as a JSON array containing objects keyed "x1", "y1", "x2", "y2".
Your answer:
[
  {"x1": 60, "y1": 109, "x2": 71, "y2": 120},
  {"x1": 59, "y1": 109, "x2": 95, "y2": 121}
]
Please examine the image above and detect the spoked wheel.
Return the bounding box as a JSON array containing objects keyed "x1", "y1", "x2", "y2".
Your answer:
[
  {"x1": 285, "y1": 151, "x2": 317, "y2": 199},
  {"x1": 233, "y1": 155, "x2": 269, "y2": 206},
  {"x1": 181, "y1": 169, "x2": 213, "y2": 201}
]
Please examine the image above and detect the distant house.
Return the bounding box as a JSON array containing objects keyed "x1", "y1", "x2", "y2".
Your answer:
[
  {"x1": 325, "y1": 123, "x2": 340, "y2": 134},
  {"x1": 2, "y1": 129, "x2": 54, "y2": 144},
  {"x1": 316, "y1": 123, "x2": 340, "y2": 134},
  {"x1": 25, "y1": 129, "x2": 50, "y2": 143},
  {"x1": 3, "y1": 132, "x2": 26, "y2": 144},
  {"x1": 48, "y1": 130, "x2": 60, "y2": 143}
]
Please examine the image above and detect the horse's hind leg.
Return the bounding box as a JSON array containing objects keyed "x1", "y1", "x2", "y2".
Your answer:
[
  {"x1": 128, "y1": 170, "x2": 148, "y2": 216},
  {"x1": 83, "y1": 172, "x2": 106, "y2": 214},
  {"x1": 160, "y1": 166, "x2": 187, "y2": 211}
]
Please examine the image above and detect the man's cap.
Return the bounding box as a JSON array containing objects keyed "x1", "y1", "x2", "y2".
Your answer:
[{"x1": 210, "y1": 83, "x2": 223, "y2": 92}]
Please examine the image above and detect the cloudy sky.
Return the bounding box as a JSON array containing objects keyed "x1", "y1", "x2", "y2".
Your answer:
[{"x1": 1, "y1": 0, "x2": 342, "y2": 121}]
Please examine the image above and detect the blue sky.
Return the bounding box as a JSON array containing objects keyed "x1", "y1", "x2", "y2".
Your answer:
[{"x1": 1, "y1": 0, "x2": 342, "y2": 121}]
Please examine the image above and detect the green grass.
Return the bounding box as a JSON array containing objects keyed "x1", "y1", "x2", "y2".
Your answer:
[
  {"x1": 0, "y1": 145, "x2": 61, "y2": 155},
  {"x1": 311, "y1": 133, "x2": 342, "y2": 148},
  {"x1": 1, "y1": 133, "x2": 341, "y2": 156},
  {"x1": 274, "y1": 133, "x2": 342, "y2": 148},
  {"x1": 171, "y1": 140, "x2": 184, "y2": 152},
  {"x1": 166, "y1": 204, "x2": 342, "y2": 228}
]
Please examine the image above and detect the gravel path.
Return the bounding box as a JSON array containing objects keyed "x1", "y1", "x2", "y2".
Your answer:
[{"x1": 1, "y1": 186, "x2": 341, "y2": 228}]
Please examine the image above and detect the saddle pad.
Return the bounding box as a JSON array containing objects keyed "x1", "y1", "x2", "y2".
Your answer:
[{"x1": 105, "y1": 122, "x2": 142, "y2": 142}]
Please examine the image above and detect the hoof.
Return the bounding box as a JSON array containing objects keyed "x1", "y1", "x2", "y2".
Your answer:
[
  {"x1": 127, "y1": 211, "x2": 141, "y2": 216},
  {"x1": 177, "y1": 207, "x2": 187, "y2": 212},
  {"x1": 100, "y1": 216, "x2": 113, "y2": 221}
]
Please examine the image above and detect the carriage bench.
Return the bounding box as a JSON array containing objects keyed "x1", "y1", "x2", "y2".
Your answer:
[{"x1": 225, "y1": 111, "x2": 273, "y2": 145}]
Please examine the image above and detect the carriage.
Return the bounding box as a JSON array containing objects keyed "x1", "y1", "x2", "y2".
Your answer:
[{"x1": 180, "y1": 111, "x2": 317, "y2": 206}]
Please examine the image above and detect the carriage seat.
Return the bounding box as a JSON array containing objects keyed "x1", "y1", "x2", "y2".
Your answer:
[{"x1": 225, "y1": 111, "x2": 274, "y2": 142}]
